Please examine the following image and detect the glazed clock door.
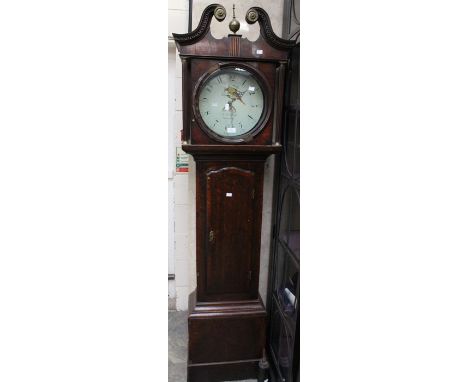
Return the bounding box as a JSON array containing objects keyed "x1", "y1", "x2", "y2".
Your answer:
[
  {"x1": 196, "y1": 66, "x2": 266, "y2": 139},
  {"x1": 199, "y1": 162, "x2": 263, "y2": 302}
]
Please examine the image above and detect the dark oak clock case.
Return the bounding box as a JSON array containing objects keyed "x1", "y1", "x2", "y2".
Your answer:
[{"x1": 173, "y1": 5, "x2": 295, "y2": 381}]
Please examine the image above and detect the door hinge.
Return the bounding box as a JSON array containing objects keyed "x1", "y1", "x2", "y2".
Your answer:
[
  {"x1": 248, "y1": 270, "x2": 252, "y2": 280},
  {"x1": 251, "y1": 189, "x2": 255, "y2": 199}
]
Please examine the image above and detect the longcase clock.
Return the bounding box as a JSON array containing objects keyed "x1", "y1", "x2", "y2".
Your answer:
[{"x1": 172, "y1": 4, "x2": 295, "y2": 382}]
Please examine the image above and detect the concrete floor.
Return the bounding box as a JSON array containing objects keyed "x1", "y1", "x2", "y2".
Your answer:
[
  {"x1": 168, "y1": 311, "x2": 189, "y2": 382},
  {"x1": 168, "y1": 310, "x2": 257, "y2": 382}
]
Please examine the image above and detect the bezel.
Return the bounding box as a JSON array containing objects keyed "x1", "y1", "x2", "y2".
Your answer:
[{"x1": 193, "y1": 62, "x2": 272, "y2": 144}]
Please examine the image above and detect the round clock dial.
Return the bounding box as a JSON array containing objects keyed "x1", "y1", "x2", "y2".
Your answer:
[{"x1": 197, "y1": 67, "x2": 265, "y2": 138}]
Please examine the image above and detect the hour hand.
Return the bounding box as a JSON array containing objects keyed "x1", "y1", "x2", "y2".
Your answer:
[{"x1": 223, "y1": 101, "x2": 236, "y2": 113}]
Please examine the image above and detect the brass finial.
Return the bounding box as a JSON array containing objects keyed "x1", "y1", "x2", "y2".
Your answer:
[{"x1": 229, "y1": 4, "x2": 240, "y2": 34}]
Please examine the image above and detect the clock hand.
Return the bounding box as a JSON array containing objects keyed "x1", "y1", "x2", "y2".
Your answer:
[{"x1": 223, "y1": 100, "x2": 236, "y2": 113}]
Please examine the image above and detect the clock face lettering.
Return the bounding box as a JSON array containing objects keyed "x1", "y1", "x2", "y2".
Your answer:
[{"x1": 197, "y1": 67, "x2": 265, "y2": 138}]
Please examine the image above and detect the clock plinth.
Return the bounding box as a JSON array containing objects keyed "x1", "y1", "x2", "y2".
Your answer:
[
  {"x1": 187, "y1": 296, "x2": 266, "y2": 382},
  {"x1": 173, "y1": 4, "x2": 295, "y2": 381}
]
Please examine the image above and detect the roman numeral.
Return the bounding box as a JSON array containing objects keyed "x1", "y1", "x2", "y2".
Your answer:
[
  {"x1": 217, "y1": 77, "x2": 223, "y2": 84},
  {"x1": 248, "y1": 115, "x2": 253, "y2": 120}
]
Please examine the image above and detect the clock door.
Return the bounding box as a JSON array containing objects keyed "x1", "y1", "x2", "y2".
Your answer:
[{"x1": 199, "y1": 163, "x2": 263, "y2": 301}]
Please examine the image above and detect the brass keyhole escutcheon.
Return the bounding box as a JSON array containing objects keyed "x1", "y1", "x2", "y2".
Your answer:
[{"x1": 209, "y1": 230, "x2": 215, "y2": 242}]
